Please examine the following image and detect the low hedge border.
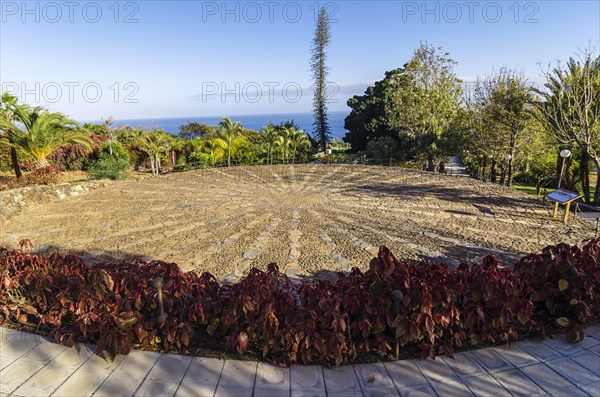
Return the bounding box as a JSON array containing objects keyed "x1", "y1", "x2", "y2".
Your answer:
[{"x1": 1, "y1": 239, "x2": 598, "y2": 365}]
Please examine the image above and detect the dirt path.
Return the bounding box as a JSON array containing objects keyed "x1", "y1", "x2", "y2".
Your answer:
[{"x1": 0, "y1": 165, "x2": 593, "y2": 280}]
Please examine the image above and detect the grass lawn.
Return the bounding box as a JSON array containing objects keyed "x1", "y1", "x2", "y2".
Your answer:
[
  {"x1": 512, "y1": 183, "x2": 544, "y2": 197},
  {"x1": 512, "y1": 177, "x2": 598, "y2": 207}
]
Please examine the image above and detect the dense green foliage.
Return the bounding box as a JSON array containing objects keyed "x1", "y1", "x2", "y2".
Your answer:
[
  {"x1": 387, "y1": 43, "x2": 463, "y2": 171},
  {"x1": 178, "y1": 121, "x2": 215, "y2": 139},
  {"x1": 0, "y1": 93, "x2": 92, "y2": 174},
  {"x1": 188, "y1": 151, "x2": 212, "y2": 168},
  {"x1": 89, "y1": 157, "x2": 130, "y2": 181},
  {"x1": 343, "y1": 44, "x2": 600, "y2": 202},
  {"x1": 344, "y1": 43, "x2": 464, "y2": 171},
  {"x1": 466, "y1": 69, "x2": 540, "y2": 187},
  {"x1": 536, "y1": 51, "x2": 600, "y2": 202},
  {"x1": 344, "y1": 69, "x2": 403, "y2": 153},
  {"x1": 2, "y1": 44, "x2": 599, "y2": 204}
]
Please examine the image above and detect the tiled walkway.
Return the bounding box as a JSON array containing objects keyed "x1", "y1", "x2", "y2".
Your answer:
[{"x1": 1, "y1": 326, "x2": 599, "y2": 397}]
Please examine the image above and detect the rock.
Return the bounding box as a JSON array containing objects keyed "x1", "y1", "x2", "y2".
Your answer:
[
  {"x1": 334, "y1": 256, "x2": 349, "y2": 266},
  {"x1": 243, "y1": 250, "x2": 258, "y2": 259},
  {"x1": 365, "y1": 246, "x2": 378, "y2": 256},
  {"x1": 257, "y1": 236, "x2": 270, "y2": 243},
  {"x1": 222, "y1": 274, "x2": 238, "y2": 285},
  {"x1": 285, "y1": 267, "x2": 302, "y2": 278}
]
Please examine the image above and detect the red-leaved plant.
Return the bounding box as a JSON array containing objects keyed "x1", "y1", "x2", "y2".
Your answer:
[{"x1": 0, "y1": 239, "x2": 598, "y2": 365}]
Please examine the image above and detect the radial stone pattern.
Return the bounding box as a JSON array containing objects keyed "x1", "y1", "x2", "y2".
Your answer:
[{"x1": 0, "y1": 164, "x2": 593, "y2": 280}]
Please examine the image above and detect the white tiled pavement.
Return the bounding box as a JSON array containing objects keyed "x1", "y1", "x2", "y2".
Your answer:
[{"x1": 1, "y1": 326, "x2": 599, "y2": 397}]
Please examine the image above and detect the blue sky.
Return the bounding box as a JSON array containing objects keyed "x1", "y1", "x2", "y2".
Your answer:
[{"x1": 0, "y1": 0, "x2": 599, "y2": 121}]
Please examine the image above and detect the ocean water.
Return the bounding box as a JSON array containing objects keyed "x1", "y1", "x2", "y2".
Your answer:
[{"x1": 102, "y1": 111, "x2": 349, "y2": 140}]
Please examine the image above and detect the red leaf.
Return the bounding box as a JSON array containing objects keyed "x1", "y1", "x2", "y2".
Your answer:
[
  {"x1": 237, "y1": 332, "x2": 249, "y2": 355},
  {"x1": 135, "y1": 295, "x2": 143, "y2": 310},
  {"x1": 181, "y1": 327, "x2": 190, "y2": 346}
]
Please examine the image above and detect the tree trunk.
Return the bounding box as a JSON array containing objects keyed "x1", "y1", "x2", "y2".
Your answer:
[
  {"x1": 595, "y1": 170, "x2": 600, "y2": 205},
  {"x1": 427, "y1": 154, "x2": 435, "y2": 172},
  {"x1": 490, "y1": 158, "x2": 497, "y2": 182},
  {"x1": 555, "y1": 151, "x2": 563, "y2": 188},
  {"x1": 34, "y1": 158, "x2": 51, "y2": 169},
  {"x1": 10, "y1": 146, "x2": 22, "y2": 179},
  {"x1": 507, "y1": 155, "x2": 514, "y2": 187},
  {"x1": 591, "y1": 156, "x2": 600, "y2": 204},
  {"x1": 150, "y1": 157, "x2": 155, "y2": 175},
  {"x1": 580, "y1": 151, "x2": 590, "y2": 203},
  {"x1": 481, "y1": 157, "x2": 488, "y2": 181}
]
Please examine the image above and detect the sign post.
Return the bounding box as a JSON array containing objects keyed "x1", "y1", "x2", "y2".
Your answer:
[{"x1": 546, "y1": 188, "x2": 581, "y2": 224}]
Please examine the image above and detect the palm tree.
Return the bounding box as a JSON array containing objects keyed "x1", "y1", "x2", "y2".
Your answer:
[
  {"x1": 276, "y1": 127, "x2": 292, "y2": 164},
  {"x1": 218, "y1": 117, "x2": 243, "y2": 166},
  {"x1": 0, "y1": 93, "x2": 22, "y2": 178},
  {"x1": 137, "y1": 130, "x2": 171, "y2": 175},
  {"x1": 199, "y1": 137, "x2": 227, "y2": 165},
  {"x1": 289, "y1": 129, "x2": 310, "y2": 163},
  {"x1": 261, "y1": 124, "x2": 279, "y2": 165},
  {"x1": 4, "y1": 99, "x2": 92, "y2": 169}
]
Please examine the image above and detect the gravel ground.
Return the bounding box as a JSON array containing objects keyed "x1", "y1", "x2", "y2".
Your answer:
[{"x1": 0, "y1": 164, "x2": 593, "y2": 281}]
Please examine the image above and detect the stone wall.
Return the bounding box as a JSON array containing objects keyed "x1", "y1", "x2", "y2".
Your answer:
[{"x1": 0, "y1": 180, "x2": 113, "y2": 223}]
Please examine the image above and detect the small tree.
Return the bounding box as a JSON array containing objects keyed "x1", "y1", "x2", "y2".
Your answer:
[
  {"x1": 480, "y1": 69, "x2": 535, "y2": 187},
  {"x1": 386, "y1": 43, "x2": 463, "y2": 172},
  {"x1": 536, "y1": 49, "x2": 600, "y2": 202},
  {"x1": 0, "y1": 93, "x2": 22, "y2": 178},
  {"x1": 289, "y1": 129, "x2": 310, "y2": 162},
  {"x1": 137, "y1": 130, "x2": 171, "y2": 175},
  {"x1": 102, "y1": 116, "x2": 115, "y2": 157},
  {"x1": 276, "y1": 128, "x2": 292, "y2": 164},
  {"x1": 218, "y1": 117, "x2": 243, "y2": 166},
  {"x1": 3, "y1": 97, "x2": 92, "y2": 169},
  {"x1": 261, "y1": 124, "x2": 279, "y2": 165},
  {"x1": 178, "y1": 121, "x2": 214, "y2": 139}
]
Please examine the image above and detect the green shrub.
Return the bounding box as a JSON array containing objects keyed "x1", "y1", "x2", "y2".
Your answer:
[
  {"x1": 366, "y1": 136, "x2": 400, "y2": 161},
  {"x1": 513, "y1": 171, "x2": 536, "y2": 184},
  {"x1": 176, "y1": 155, "x2": 187, "y2": 166},
  {"x1": 89, "y1": 157, "x2": 130, "y2": 180},
  {"x1": 99, "y1": 141, "x2": 130, "y2": 163},
  {"x1": 188, "y1": 151, "x2": 212, "y2": 168}
]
